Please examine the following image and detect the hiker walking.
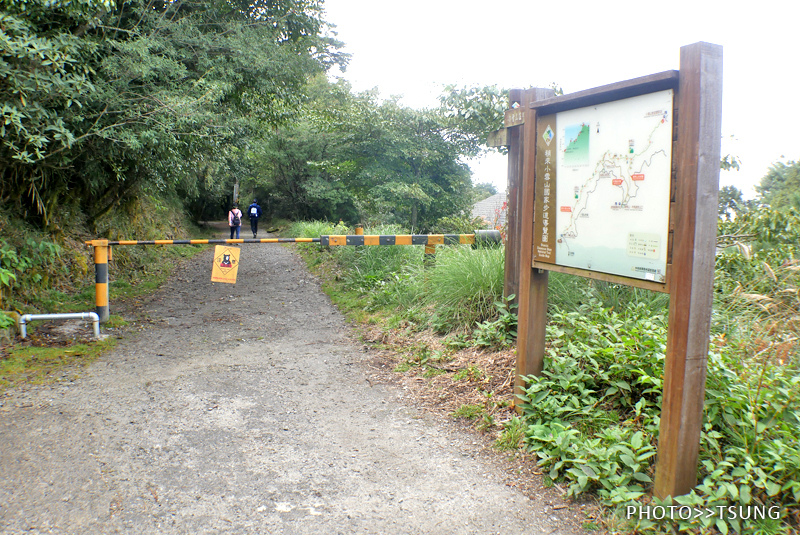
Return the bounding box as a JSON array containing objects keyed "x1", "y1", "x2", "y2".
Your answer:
[
  {"x1": 228, "y1": 204, "x2": 243, "y2": 239},
  {"x1": 247, "y1": 199, "x2": 262, "y2": 238}
]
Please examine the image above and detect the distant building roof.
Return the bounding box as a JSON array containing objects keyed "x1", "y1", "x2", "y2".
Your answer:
[{"x1": 471, "y1": 192, "x2": 507, "y2": 228}]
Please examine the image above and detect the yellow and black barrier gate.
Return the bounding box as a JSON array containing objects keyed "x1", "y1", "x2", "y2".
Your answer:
[{"x1": 86, "y1": 230, "x2": 500, "y2": 324}]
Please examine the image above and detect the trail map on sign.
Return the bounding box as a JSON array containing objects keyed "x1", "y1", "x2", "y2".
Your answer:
[{"x1": 553, "y1": 89, "x2": 673, "y2": 283}]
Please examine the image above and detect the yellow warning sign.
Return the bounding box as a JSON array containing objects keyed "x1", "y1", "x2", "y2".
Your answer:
[{"x1": 211, "y1": 245, "x2": 241, "y2": 284}]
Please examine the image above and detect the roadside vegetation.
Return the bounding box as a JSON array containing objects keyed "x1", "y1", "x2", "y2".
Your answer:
[
  {"x1": 0, "y1": 198, "x2": 213, "y2": 388},
  {"x1": 285, "y1": 189, "x2": 800, "y2": 535}
]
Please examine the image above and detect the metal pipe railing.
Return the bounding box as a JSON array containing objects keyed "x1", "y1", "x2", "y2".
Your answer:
[{"x1": 19, "y1": 312, "x2": 100, "y2": 339}]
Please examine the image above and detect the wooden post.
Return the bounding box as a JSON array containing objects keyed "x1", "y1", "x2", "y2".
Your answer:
[
  {"x1": 654, "y1": 42, "x2": 723, "y2": 498},
  {"x1": 513, "y1": 88, "x2": 555, "y2": 401},
  {"x1": 504, "y1": 89, "x2": 523, "y2": 304}
]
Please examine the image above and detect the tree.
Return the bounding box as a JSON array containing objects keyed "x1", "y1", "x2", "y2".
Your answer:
[
  {"x1": 718, "y1": 185, "x2": 745, "y2": 221},
  {"x1": 0, "y1": 0, "x2": 346, "y2": 228},
  {"x1": 243, "y1": 77, "x2": 473, "y2": 230},
  {"x1": 755, "y1": 160, "x2": 800, "y2": 211},
  {"x1": 437, "y1": 84, "x2": 508, "y2": 158},
  {"x1": 344, "y1": 98, "x2": 472, "y2": 230},
  {"x1": 472, "y1": 182, "x2": 497, "y2": 203}
]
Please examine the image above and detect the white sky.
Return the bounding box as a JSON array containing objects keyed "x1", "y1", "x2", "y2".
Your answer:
[{"x1": 322, "y1": 0, "x2": 799, "y2": 198}]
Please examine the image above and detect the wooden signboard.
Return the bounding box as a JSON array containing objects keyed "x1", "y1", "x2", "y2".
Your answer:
[
  {"x1": 512, "y1": 42, "x2": 723, "y2": 499},
  {"x1": 532, "y1": 88, "x2": 675, "y2": 293}
]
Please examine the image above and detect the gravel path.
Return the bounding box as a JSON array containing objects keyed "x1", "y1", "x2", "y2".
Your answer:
[{"x1": 0, "y1": 232, "x2": 587, "y2": 534}]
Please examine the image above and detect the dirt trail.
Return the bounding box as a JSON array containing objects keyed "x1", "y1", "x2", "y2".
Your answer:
[{"x1": 0, "y1": 230, "x2": 588, "y2": 534}]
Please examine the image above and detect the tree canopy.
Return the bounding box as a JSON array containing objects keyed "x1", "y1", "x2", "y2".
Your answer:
[
  {"x1": 1, "y1": 0, "x2": 347, "y2": 230},
  {"x1": 238, "y1": 77, "x2": 474, "y2": 231},
  {"x1": 755, "y1": 160, "x2": 800, "y2": 212},
  {"x1": 1, "y1": 1, "x2": 496, "y2": 233}
]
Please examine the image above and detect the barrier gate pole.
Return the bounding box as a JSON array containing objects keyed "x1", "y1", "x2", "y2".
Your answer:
[{"x1": 92, "y1": 240, "x2": 110, "y2": 323}]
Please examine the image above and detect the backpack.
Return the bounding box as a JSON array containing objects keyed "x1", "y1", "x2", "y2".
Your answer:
[
  {"x1": 231, "y1": 210, "x2": 240, "y2": 226},
  {"x1": 249, "y1": 206, "x2": 259, "y2": 218}
]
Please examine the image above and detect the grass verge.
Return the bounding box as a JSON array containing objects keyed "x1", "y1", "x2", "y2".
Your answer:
[
  {"x1": 0, "y1": 338, "x2": 117, "y2": 390},
  {"x1": 1, "y1": 210, "x2": 214, "y2": 391}
]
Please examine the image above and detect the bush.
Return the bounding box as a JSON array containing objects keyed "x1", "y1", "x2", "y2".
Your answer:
[{"x1": 517, "y1": 299, "x2": 800, "y2": 534}]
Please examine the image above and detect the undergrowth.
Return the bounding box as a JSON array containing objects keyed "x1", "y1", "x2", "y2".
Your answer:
[
  {"x1": 287, "y1": 217, "x2": 800, "y2": 535},
  {"x1": 0, "y1": 196, "x2": 212, "y2": 315},
  {"x1": 0, "y1": 196, "x2": 213, "y2": 388}
]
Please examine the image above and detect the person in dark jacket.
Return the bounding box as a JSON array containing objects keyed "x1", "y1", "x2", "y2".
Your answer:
[{"x1": 247, "y1": 199, "x2": 262, "y2": 238}]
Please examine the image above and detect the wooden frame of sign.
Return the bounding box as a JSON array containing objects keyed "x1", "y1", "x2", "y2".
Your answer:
[{"x1": 513, "y1": 42, "x2": 723, "y2": 498}]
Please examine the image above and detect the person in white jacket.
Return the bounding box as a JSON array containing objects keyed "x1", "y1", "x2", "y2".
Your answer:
[{"x1": 228, "y1": 204, "x2": 243, "y2": 239}]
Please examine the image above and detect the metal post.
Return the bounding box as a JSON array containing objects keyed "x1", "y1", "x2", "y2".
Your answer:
[
  {"x1": 92, "y1": 240, "x2": 109, "y2": 323},
  {"x1": 423, "y1": 244, "x2": 436, "y2": 268}
]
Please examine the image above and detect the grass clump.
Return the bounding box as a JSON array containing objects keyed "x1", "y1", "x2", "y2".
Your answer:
[
  {"x1": 452, "y1": 404, "x2": 484, "y2": 420},
  {"x1": 285, "y1": 221, "x2": 508, "y2": 342},
  {"x1": 422, "y1": 245, "x2": 505, "y2": 332}
]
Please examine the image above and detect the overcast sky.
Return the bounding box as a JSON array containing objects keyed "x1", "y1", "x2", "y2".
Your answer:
[{"x1": 322, "y1": 0, "x2": 799, "y2": 197}]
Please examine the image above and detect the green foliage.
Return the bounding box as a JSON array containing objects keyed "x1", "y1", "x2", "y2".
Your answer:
[
  {"x1": 756, "y1": 160, "x2": 800, "y2": 211},
  {"x1": 0, "y1": 266, "x2": 16, "y2": 291},
  {"x1": 285, "y1": 219, "x2": 337, "y2": 239},
  {"x1": 472, "y1": 296, "x2": 517, "y2": 349},
  {"x1": 0, "y1": 312, "x2": 14, "y2": 330},
  {"x1": 452, "y1": 404, "x2": 484, "y2": 420},
  {"x1": 437, "y1": 84, "x2": 509, "y2": 157},
  {"x1": 434, "y1": 214, "x2": 488, "y2": 234},
  {"x1": 342, "y1": 97, "x2": 473, "y2": 231},
  {"x1": 714, "y1": 204, "x2": 800, "y2": 360},
  {"x1": 337, "y1": 246, "x2": 421, "y2": 296},
  {"x1": 472, "y1": 182, "x2": 498, "y2": 203},
  {"x1": 515, "y1": 296, "x2": 800, "y2": 533},
  {"x1": 547, "y1": 272, "x2": 669, "y2": 314},
  {"x1": 713, "y1": 245, "x2": 799, "y2": 340},
  {"x1": 245, "y1": 77, "x2": 474, "y2": 229},
  {"x1": 0, "y1": 195, "x2": 210, "y2": 315},
  {"x1": 719, "y1": 185, "x2": 748, "y2": 221},
  {"x1": 453, "y1": 365, "x2": 485, "y2": 382},
  {"x1": 293, "y1": 223, "x2": 507, "y2": 334},
  {"x1": 517, "y1": 300, "x2": 665, "y2": 504},
  {"x1": 719, "y1": 206, "x2": 800, "y2": 251},
  {"x1": 1, "y1": 0, "x2": 346, "y2": 229},
  {"x1": 422, "y1": 245, "x2": 505, "y2": 332},
  {"x1": 495, "y1": 416, "x2": 525, "y2": 451},
  {"x1": 0, "y1": 238, "x2": 68, "y2": 306},
  {"x1": 288, "y1": 221, "x2": 509, "y2": 340},
  {"x1": 0, "y1": 10, "x2": 93, "y2": 166},
  {"x1": 720, "y1": 154, "x2": 742, "y2": 172}
]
